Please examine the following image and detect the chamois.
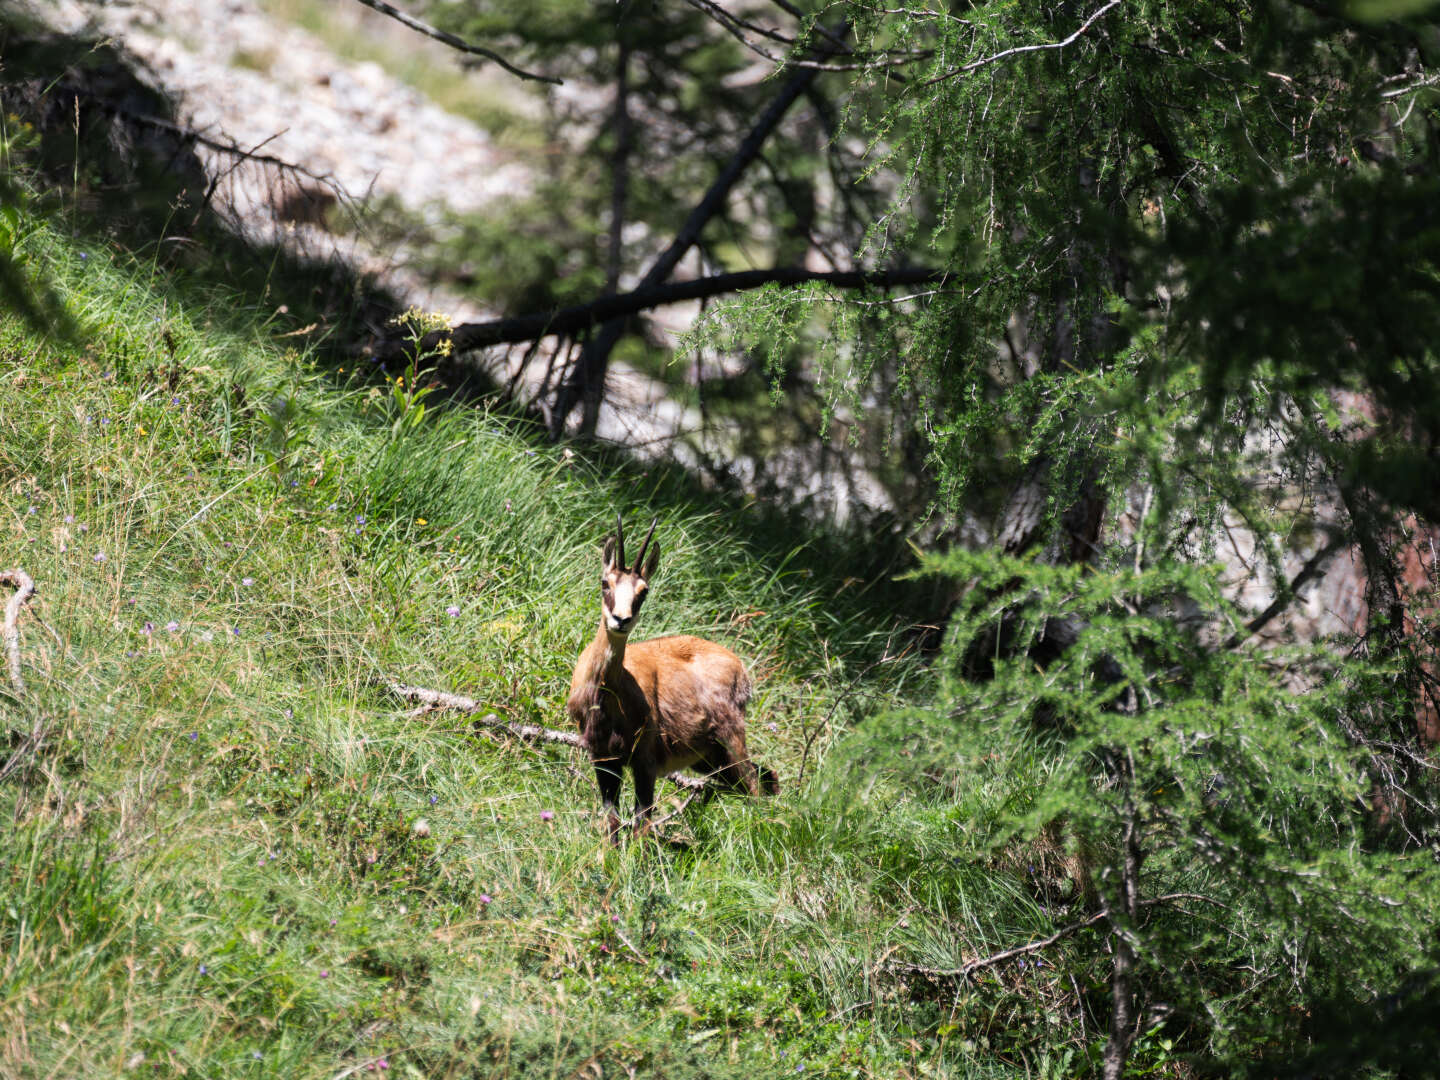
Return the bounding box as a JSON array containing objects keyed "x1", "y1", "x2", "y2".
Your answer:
[{"x1": 567, "y1": 514, "x2": 770, "y2": 841}]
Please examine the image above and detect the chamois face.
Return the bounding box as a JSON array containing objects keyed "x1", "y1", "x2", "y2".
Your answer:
[{"x1": 600, "y1": 517, "x2": 660, "y2": 636}]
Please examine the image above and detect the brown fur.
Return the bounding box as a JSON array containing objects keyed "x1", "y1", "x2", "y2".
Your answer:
[{"x1": 567, "y1": 516, "x2": 765, "y2": 842}]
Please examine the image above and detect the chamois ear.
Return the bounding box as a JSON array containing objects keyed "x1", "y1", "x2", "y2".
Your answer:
[
  {"x1": 642, "y1": 537, "x2": 660, "y2": 580},
  {"x1": 602, "y1": 534, "x2": 618, "y2": 573}
]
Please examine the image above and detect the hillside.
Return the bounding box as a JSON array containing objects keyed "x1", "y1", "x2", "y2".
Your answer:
[{"x1": 0, "y1": 185, "x2": 984, "y2": 1078}]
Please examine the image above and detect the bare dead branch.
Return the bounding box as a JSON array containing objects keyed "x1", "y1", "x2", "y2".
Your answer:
[
  {"x1": 70, "y1": 94, "x2": 340, "y2": 188},
  {"x1": 348, "y1": 0, "x2": 561, "y2": 84},
  {"x1": 385, "y1": 681, "x2": 711, "y2": 791},
  {"x1": 923, "y1": 0, "x2": 1120, "y2": 86},
  {"x1": 1, "y1": 568, "x2": 36, "y2": 696},
  {"x1": 1224, "y1": 536, "x2": 1347, "y2": 649},
  {"x1": 684, "y1": 0, "x2": 796, "y2": 57},
  {"x1": 366, "y1": 265, "x2": 942, "y2": 363},
  {"x1": 887, "y1": 892, "x2": 1225, "y2": 982}
]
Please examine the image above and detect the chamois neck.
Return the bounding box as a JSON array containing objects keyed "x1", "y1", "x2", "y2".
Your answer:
[{"x1": 589, "y1": 619, "x2": 629, "y2": 681}]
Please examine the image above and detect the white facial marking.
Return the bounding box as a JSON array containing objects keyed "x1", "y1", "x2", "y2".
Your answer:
[{"x1": 607, "y1": 578, "x2": 638, "y2": 630}]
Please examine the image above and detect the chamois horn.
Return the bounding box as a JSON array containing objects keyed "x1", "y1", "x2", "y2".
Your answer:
[
  {"x1": 634, "y1": 517, "x2": 658, "y2": 572},
  {"x1": 614, "y1": 512, "x2": 625, "y2": 570}
]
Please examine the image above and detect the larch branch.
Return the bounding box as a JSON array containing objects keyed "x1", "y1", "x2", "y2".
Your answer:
[{"x1": 924, "y1": 0, "x2": 1120, "y2": 86}]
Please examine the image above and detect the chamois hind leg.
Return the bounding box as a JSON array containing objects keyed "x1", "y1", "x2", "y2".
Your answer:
[
  {"x1": 704, "y1": 727, "x2": 762, "y2": 796},
  {"x1": 594, "y1": 760, "x2": 624, "y2": 845}
]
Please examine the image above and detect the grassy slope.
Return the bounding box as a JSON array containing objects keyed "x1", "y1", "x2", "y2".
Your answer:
[{"x1": 0, "y1": 202, "x2": 1074, "y2": 1079}]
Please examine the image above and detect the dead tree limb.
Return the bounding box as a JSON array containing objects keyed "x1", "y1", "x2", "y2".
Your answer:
[
  {"x1": 366, "y1": 265, "x2": 942, "y2": 364},
  {"x1": 347, "y1": 0, "x2": 560, "y2": 84},
  {"x1": 1224, "y1": 535, "x2": 1347, "y2": 648},
  {"x1": 1, "y1": 568, "x2": 36, "y2": 696},
  {"x1": 385, "y1": 681, "x2": 711, "y2": 792},
  {"x1": 887, "y1": 892, "x2": 1222, "y2": 983}
]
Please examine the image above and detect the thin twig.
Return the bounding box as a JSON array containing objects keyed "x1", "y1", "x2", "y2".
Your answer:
[
  {"x1": 1, "y1": 568, "x2": 36, "y2": 696},
  {"x1": 924, "y1": 0, "x2": 1120, "y2": 86},
  {"x1": 644, "y1": 788, "x2": 706, "y2": 830},
  {"x1": 348, "y1": 0, "x2": 560, "y2": 84},
  {"x1": 888, "y1": 892, "x2": 1226, "y2": 982}
]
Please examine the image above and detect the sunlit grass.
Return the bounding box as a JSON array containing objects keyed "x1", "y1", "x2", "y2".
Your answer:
[{"x1": 0, "y1": 209, "x2": 1088, "y2": 1078}]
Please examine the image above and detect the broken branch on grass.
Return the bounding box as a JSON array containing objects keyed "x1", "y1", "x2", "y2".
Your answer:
[
  {"x1": 385, "y1": 681, "x2": 710, "y2": 791},
  {"x1": 348, "y1": 0, "x2": 560, "y2": 84},
  {"x1": 1, "y1": 568, "x2": 36, "y2": 696}
]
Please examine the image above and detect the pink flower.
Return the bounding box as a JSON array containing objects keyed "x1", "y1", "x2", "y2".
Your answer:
[
  {"x1": 540, "y1": 810, "x2": 554, "y2": 822},
  {"x1": 479, "y1": 893, "x2": 492, "y2": 905}
]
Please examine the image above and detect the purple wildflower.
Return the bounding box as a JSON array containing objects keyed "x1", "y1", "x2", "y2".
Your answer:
[
  {"x1": 446, "y1": 605, "x2": 460, "y2": 617},
  {"x1": 540, "y1": 810, "x2": 554, "y2": 822},
  {"x1": 142, "y1": 621, "x2": 154, "y2": 635},
  {"x1": 479, "y1": 894, "x2": 492, "y2": 905},
  {"x1": 92, "y1": 552, "x2": 106, "y2": 563},
  {"x1": 242, "y1": 577, "x2": 255, "y2": 586}
]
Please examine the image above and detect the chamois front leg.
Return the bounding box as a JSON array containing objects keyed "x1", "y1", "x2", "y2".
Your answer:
[
  {"x1": 593, "y1": 760, "x2": 624, "y2": 845},
  {"x1": 631, "y1": 763, "x2": 657, "y2": 838}
]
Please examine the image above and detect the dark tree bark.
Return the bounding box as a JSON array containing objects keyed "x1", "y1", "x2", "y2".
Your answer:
[
  {"x1": 605, "y1": 38, "x2": 633, "y2": 297},
  {"x1": 367, "y1": 265, "x2": 941, "y2": 364}
]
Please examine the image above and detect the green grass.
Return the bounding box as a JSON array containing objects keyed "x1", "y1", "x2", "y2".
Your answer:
[{"x1": 0, "y1": 193, "x2": 1104, "y2": 1078}]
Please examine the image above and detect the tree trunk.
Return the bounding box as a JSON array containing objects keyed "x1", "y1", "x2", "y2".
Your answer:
[{"x1": 548, "y1": 24, "x2": 848, "y2": 439}]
